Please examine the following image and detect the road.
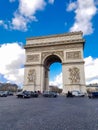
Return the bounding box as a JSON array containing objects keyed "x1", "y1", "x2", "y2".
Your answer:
[{"x1": 0, "y1": 95, "x2": 98, "y2": 130}]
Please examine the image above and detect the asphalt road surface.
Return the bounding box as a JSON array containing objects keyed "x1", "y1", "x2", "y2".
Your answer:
[{"x1": 0, "y1": 95, "x2": 98, "y2": 130}]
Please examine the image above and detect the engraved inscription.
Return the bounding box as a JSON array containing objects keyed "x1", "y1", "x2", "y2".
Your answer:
[
  {"x1": 27, "y1": 69, "x2": 36, "y2": 83},
  {"x1": 69, "y1": 67, "x2": 80, "y2": 84},
  {"x1": 27, "y1": 54, "x2": 39, "y2": 62},
  {"x1": 66, "y1": 51, "x2": 81, "y2": 60}
]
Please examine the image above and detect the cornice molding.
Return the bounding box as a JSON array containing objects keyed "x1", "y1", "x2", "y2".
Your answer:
[{"x1": 62, "y1": 61, "x2": 85, "y2": 65}]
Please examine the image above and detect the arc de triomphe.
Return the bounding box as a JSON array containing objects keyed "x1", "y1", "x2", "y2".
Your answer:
[{"x1": 23, "y1": 31, "x2": 86, "y2": 93}]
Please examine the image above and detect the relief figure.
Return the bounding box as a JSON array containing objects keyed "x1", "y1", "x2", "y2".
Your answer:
[
  {"x1": 27, "y1": 69, "x2": 36, "y2": 83},
  {"x1": 69, "y1": 67, "x2": 80, "y2": 84}
]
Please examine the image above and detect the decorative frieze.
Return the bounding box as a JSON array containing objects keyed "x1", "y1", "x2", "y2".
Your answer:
[
  {"x1": 26, "y1": 44, "x2": 82, "y2": 53},
  {"x1": 66, "y1": 51, "x2": 81, "y2": 60},
  {"x1": 69, "y1": 67, "x2": 80, "y2": 84},
  {"x1": 26, "y1": 54, "x2": 39, "y2": 62}
]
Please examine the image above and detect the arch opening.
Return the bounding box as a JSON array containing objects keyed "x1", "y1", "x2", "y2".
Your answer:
[
  {"x1": 44, "y1": 54, "x2": 62, "y2": 68},
  {"x1": 43, "y1": 55, "x2": 62, "y2": 91},
  {"x1": 49, "y1": 62, "x2": 62, "y2": 90}
]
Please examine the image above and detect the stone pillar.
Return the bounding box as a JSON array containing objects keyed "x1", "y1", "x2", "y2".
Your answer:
[
  {"x1": 62, "y1": 49, "x2": 86, "y2": 94},
  {"x1": 62, "y1": 61, "x2": 86, "y2": 93},
  {"x1": 45, "y1": 69, "x2": 49, "y2": 91},
  {"x1": 23, "y1": 65, "x2": 42, "y2": 92}
]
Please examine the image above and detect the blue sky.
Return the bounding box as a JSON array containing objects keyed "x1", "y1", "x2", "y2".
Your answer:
[{"x1": 0, "y1": 0, "x2": 98, "y2": 88}]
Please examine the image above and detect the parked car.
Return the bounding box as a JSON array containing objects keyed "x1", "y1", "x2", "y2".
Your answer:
[
  {"x1": 7, "y1": 91, "x2": 14, "y2": 96},
  {"x1": 0, "y1": 91, "x2": 8, "y2": 97},
  {"x1": 30, "y1": 91, "x2": 39, "y2": 98},
  {"x1": 43, "y1": 91, "x2": 57, "y2": 98},
  {"x1": 66, "y1": 91, "x2": 74, "y2": 97},
  {"x1": 16, "y1": 91, "x2": 31, "y2": 98},
  {"x1": 4, "y1": 91, "x2": 14, "y2": 96},
  {"x1": 88, "y1": 92, "x2": 98, "y2": 98},
  {"x1": 72, "y1": 90, "x2": 85, "y2": 97}
]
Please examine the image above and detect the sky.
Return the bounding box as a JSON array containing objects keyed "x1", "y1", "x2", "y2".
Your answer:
[{"x1": 0, "y1": 0, "x2": 98, "y2": 88}]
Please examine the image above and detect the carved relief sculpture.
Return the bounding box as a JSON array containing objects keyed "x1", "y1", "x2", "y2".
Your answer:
[
  {"x1": 69, "y1": 67, "x2": 80, "y2": 84},
  {"x1": 27, "y1": 69, "x2": 36, "y2": 83},
  {"x1": 66, "y1": 51, "x2": 81, "y2": 60},
  {"x1": 27, "y1": 54, "x2": 39, "y2": 62}
]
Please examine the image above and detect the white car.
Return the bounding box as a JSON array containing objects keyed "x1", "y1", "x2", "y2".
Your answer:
[{"x1": 72, "y1": 90, "x2": 85, "y2": 97}]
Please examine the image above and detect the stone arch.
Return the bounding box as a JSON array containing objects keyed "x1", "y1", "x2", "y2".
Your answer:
[
  {"x1": 43, "y1": 54, "x2": 62, "y2": 68},
  {"x1": 41, "y1": 51, "x2": 64, "y2": 65},
  {"x1": 23, "y1": 32, "x2": 86, "y2": 93}
]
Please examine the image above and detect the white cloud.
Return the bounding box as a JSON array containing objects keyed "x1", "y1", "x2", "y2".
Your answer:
[
  {"x1": 49, "y1": 73, "x2": 62, "y2": 88},
  {"x1": 1, "y1": 0, "x2": 56, "y2": 31},
  {"x1": 0, "y1": 0, "x2": 47, "y2": 31},
  {"x1": 11, "y1": 0, "x2": 46, "y2": 31},
  {"x1": 0, "y1": 20, "x2": 4, "y2": 25},
  {"x1": 84, "y1": 56, "x2": 98, "y2": 84},
  {"x1": 67, "y1": 0, "x2": 97, "y2": 35},
  {"x1": 11, "y1": 14, "x2": 29, "y2": 31},
  {"x1": 19, "y1": 0, "x2": 46, "y2": 17},
  {"x1": 48, "y1": 0, "x2": 55, "y2": 4},
  {"x1": 0, "y1": 20, "x2": 8, "y2": 29},
  {"x1": 67, "y1": 1, "x2": 77, "y2": 11},
  {"x1": 0, "y1": 43, "x2": 25, "y2": 86},
  {"x1": 11, "y1": 12, "x2": 37, "y2": 31}
]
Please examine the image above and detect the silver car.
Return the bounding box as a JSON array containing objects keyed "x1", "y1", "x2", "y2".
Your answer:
[
  {"x1": 0, "y1": 91, "x2": 8, "y2": 97},
  {"x1": 43, "y1": 91, "x2": 57, "y2": 97}
]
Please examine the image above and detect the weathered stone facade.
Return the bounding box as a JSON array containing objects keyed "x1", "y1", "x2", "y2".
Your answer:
[{"x1": 23, "y1": 31, "x2": 86, "y2": 93}]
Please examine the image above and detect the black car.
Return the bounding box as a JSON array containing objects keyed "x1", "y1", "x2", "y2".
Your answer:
[
  {"x1": 43, "y1": 91, "x2": 57, "y2": 98},
  {"x1": 30, "y1": 91, "x2": 39, "y2": 97},
  {"x1": 66, "y1": 91, "x2": 74, "y2": 97},
  {"x1": 88, "y1": 92, "x2": 98, "y2": 98},
  {"x1": 16, "y1": 91, "x2": 31, "y2": 98}
]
